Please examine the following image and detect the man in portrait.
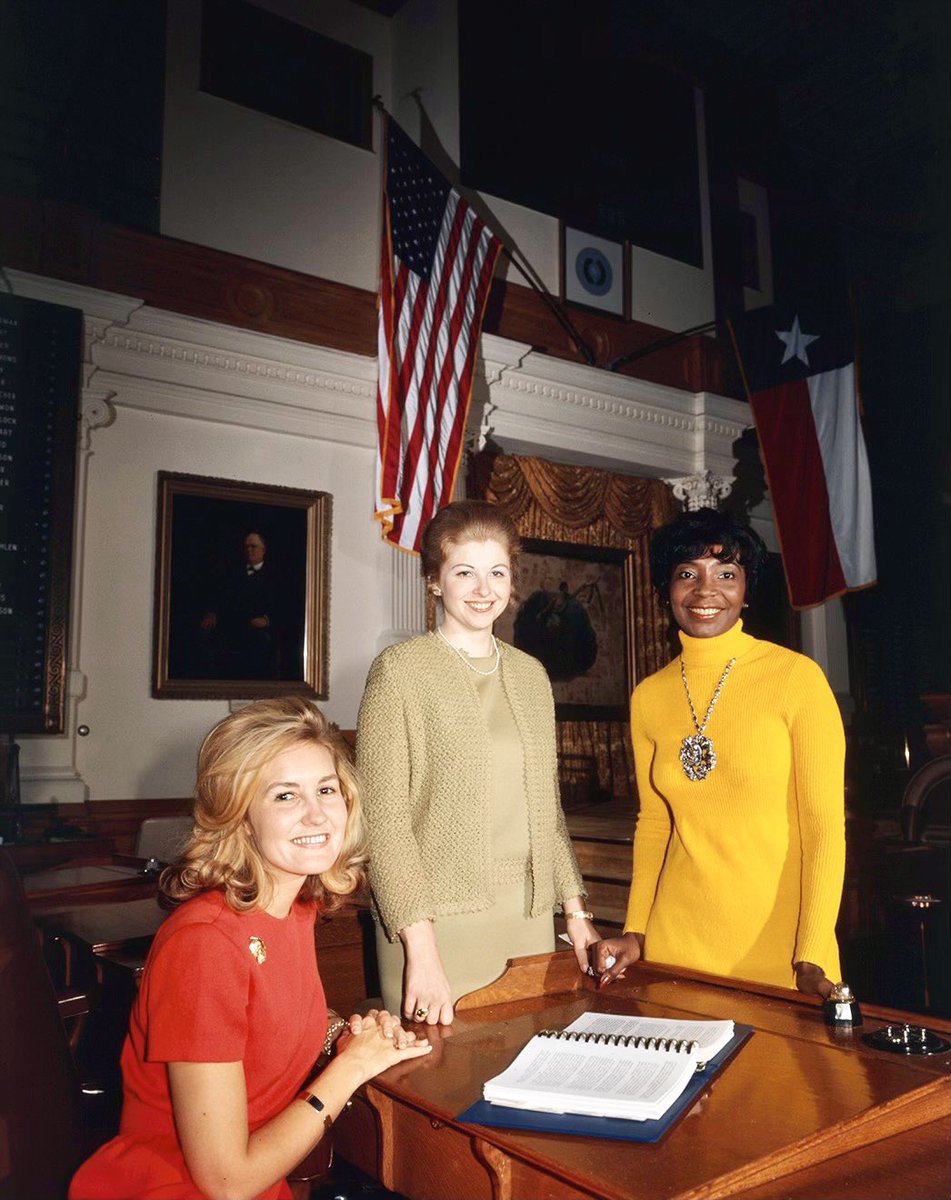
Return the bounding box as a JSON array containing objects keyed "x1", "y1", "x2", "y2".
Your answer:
[{"x1": 199, "y1": 530, "x2": 282, "y2": 678}]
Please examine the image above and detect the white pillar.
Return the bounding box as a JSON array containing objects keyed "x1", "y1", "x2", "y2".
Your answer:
[{"x1": 376, "y1": 548, "x2": 426, "y2": 651}]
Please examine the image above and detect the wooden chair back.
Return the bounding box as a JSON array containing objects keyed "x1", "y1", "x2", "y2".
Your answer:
[{"x1": 0, "y1": 848, "x2": 85, "y2": 1200}]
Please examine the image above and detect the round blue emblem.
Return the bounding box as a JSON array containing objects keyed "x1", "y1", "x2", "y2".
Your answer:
[{"x1": 574, "y1": 247, "x2": 613, "y2": 297}]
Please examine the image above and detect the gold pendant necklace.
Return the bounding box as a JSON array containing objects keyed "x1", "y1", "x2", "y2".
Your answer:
[{"x1": 679, "y1": 656, "x2": 735, "y2": 781}]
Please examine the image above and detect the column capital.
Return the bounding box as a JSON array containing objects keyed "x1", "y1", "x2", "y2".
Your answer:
[{"x1": 664, "y1": 470, "x2": 734, "y2": 511}]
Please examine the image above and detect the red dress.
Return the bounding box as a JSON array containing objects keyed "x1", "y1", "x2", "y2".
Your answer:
[{"x1": 70, "y1": 890, "x2": 327, "y2": 1200}]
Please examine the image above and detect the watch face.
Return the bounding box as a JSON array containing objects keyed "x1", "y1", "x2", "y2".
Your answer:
[{"x1": 574, "y1": 246, "x2": 613, "y2": 297}]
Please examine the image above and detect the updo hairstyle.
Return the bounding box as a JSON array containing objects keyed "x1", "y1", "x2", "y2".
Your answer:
[
  {"x1": 649, "y1": 508, "x2": 768, "y2": 601},
  {"x1": 420, "y1": 500, "x2": 522, "y2": 593},
  {"x1": 162, "y1": 696, "x2": 366, "y2": 913}
]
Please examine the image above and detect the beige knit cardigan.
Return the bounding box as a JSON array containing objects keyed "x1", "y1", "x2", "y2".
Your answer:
[{"x1": 356, "y1": 632, "x2": 584, "y2": 940}]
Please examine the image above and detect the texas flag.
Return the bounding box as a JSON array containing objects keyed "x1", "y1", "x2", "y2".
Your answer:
[{"x1": 728, "y1": 298, "x2": 877, "y2": 609}]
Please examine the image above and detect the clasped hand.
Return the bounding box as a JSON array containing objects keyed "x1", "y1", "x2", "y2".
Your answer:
[{"x1": 335, "y1": 1009, "x2": 431, "y2": 1082}]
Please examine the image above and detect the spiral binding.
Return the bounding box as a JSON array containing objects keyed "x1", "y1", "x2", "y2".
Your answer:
[{"x1": 538, "y1": 1029, "x2": 700, "y2": 1055}]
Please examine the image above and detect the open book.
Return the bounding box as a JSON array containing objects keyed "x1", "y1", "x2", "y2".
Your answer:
[{"x1": 482, "y1": 1012, "x2": 735, "y2": 1122}]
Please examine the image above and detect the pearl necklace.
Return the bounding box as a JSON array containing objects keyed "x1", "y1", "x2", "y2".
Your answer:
[
  {"x1": 435, "y1": 626, "x2": 501, "y2": 676},
  {"x1": 679, "y1": 655, "x2": 736, "y2": 780}
]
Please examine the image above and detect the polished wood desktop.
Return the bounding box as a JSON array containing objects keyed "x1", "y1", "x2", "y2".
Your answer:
[
  {"x1": 31, "y1": 891, "x2": 376, "y2": 1015},
  {"x1": 0, "y1": 837, "x2": 116, "y2": 872},
  {"x1": 335, "y1": 952, "x2": 951, "y2": 1200},
  {"x1": 22, "y1": 855, "x2": 160, "y2": 909}
]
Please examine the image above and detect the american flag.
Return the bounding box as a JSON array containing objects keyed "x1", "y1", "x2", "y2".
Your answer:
[{"x1": 375, "y1": 117, "x2": 502, "y2": 552}]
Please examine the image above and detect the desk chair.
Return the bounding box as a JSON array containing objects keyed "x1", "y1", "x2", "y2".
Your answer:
[
  {"x1": 134, "y1": 815, "x2": 192, "y2": 864},
  {"x1": 0, "y1": 849, "x2": 90, "y2": 1200}
]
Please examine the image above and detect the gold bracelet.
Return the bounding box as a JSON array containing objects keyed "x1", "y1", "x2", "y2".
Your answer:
[
  {"x1": 564, "y1": 909, "x2": 594, "y2": 920},
  {"x1": 321, "y1": 1017, "x2": 348, "y2": 1058}
]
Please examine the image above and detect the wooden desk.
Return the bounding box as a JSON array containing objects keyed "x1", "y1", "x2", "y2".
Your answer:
[
  {"x1": 316, "y1": 901, "x2": 380, "y2": 1016},
  {"x1": 33, "y1": 897, "x2": 167, "y2": 955},
  {"x1": 1, "y1": 837, "x2": 116, "y2": 872},
  {"x1": 23, "y1": 856, "x2": 159, "y2": 909},
  {"x1": 32, "y1": 893, "x2": 377, "y2": 1015},
  {"x1": 334, "y1": 952, "x2": 951, "y2": 1200},
  {"x1": 34, "y1": 896, "x2": 168, "y2": 985}
]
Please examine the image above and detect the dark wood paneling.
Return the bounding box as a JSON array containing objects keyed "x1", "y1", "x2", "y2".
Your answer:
[
  {"x1": 0, "y1": 194, "x2": 727, "y2": 391},
  {"x1": 13, "y1": 796, "x2": 191, "y2": 859}
]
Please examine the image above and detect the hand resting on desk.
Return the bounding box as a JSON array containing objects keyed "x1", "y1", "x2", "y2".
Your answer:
[
  {"x1": 589, "y1": 931, "x2": 643, "y2": 986},
  {"x1": 590, "y1": 935, "x2": 834, "y2": 1000}
]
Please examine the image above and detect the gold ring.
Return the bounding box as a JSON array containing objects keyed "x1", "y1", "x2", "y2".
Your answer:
[{"x1": 414, "y1": 1006, "x2": 429, "y2": 1020}]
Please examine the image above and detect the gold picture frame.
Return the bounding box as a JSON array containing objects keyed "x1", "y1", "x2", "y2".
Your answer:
[
  {"x1": 152, "y1": 472, "x2": 331, "y2": 700},
  {"x1": 494, "y1": 537, "x2": 636, "y2": 720}
]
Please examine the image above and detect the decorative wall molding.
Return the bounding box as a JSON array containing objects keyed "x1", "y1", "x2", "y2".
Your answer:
[
  {"x1": 91, "y1": 307, "x2": 379, "y2": 446},
  {"x1": 484, "y1": 350, "x2": 750, "y2": 478},
  {"x1": 9, "y1": 269, "x2": 752, "y2": 478},
  {"x1": 665, "y1": 470, "x2": 735, "y2": 511},
  {"x1": 81, "y1": 391, "x2": 117, "y2": 446},
  {"x1": 3, "y1": 268, "x2": 144, "y2": 326}
]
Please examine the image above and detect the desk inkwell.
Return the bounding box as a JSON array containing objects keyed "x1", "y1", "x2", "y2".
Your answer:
[
  {"x1": 863, "y1": 1022, "x2": 951, "y2": 1056},
  {"x1": 823, "y1": 982, "x2": 863, "y2": 1027},
  {"x1": 825, "y1": 981, "x2": 951, "y2": 1057}
]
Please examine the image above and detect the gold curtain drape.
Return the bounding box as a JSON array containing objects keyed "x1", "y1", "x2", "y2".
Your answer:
[{"x1": 469, "y1": 451, "x2": 677, "y2": 809}]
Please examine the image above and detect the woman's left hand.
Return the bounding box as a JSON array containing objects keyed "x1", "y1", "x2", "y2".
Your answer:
[
  {"x1": 564, "y1": 914, "x2": 601, "y2": 975},
  {"x1": 794, "y1": 961, "x2": 834, "y2": 999},
  {"x1": 337, "y1": 1008, "x2": 413, "y2": 1052}
]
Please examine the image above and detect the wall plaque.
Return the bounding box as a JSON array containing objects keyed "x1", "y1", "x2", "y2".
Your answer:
[{"x1": 0, "y1": 292, "x2": 82, "y2": 734}]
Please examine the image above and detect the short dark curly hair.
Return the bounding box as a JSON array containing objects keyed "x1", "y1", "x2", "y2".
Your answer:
[{"x1": 649, "y1": 508, "x2": 768, "y2": 600}]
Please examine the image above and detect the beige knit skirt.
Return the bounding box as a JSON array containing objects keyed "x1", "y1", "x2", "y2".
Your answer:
[{"x1": 374, "y1": 864, "x2": 555, "y2": 1015}]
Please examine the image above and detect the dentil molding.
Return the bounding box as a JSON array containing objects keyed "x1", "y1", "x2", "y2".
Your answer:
[{"x1": 8, "y1": 270, "x2": 751, "y2": 476}]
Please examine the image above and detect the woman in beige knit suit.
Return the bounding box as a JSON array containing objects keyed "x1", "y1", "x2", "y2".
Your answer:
[{"x1": 357, "y1": 501, "x2": 598, "y2": 1024}]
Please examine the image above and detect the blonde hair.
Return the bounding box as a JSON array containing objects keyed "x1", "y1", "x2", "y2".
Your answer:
[
  {"x1": 420, "y1": 500, "x2": 521, "y2": 592},
  {"x1": 162, "y1": 697, "x2": 366, "y2": 913}
]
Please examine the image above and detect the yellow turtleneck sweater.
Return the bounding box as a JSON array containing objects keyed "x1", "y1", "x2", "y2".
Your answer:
[{"x1": 624, "y1": 620, "x2": 845, "y2": 988}]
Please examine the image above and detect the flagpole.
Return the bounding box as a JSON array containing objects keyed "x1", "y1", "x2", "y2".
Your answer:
[
  {"x1": 607, "y1": 320, "x2": 719, "y2": 372},
  {"x1": 497, "y1": 243, "x2": 596, "y2": 366},
  {"x1": 372, "y1": 97, "x2": 597, "y2": 368}
]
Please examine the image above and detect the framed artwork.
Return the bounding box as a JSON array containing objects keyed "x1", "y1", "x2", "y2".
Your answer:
[
  {"x1": 494, "y1": 538, "x2": 636, "y2": 720},
  {"x1": 559, "y1": 223, "x2": 630, "y2": 319},
  {"x1": 152, "y1": 473, "x2": 331, "y2": 700}
]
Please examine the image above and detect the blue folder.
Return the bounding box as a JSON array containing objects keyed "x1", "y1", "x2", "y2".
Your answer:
[{"x1": 457, "y1": 1024, "x2": 753, "y2": 1143}]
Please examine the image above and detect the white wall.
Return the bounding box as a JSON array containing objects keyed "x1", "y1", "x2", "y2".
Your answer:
[
  {"x1": 75, "y1": 408, "x2": 382, "y2": 800},
  {"x1": 161, "y1": 0, "x2": 717, "y2": 332},
  {"x1": 11, "y1": 271, "x2": 389, "y2": 802},
  {"x1": 162, "y1": 0, "x2": 390, "y2": 291},
  {"x1": 10, "y1": 269, "x2": 757, "y2": 804}
]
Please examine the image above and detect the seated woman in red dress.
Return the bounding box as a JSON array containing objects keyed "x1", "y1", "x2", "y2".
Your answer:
[{"x1": 70, "y1": 697, "x2": 431, "y2": 1200}]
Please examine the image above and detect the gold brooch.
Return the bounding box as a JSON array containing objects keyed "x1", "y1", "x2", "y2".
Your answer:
[{"x1": 248, "y1": 936, "x2": 267, "y2": 965}]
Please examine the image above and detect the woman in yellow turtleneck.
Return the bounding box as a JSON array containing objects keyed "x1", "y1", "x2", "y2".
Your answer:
[{"x1": 593, "y1": 509, "x2": 845, "y2": 996}]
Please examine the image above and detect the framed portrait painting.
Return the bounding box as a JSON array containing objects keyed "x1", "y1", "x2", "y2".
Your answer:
[
  {"x1": 152, "y1": 473, "x2": 331, "y2": 700},
  {"x1": 494, "y1": 538, "x2": 636, "y2": 719}
]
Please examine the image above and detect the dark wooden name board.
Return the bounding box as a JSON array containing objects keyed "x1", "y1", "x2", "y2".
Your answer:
[{"x1": 0, "y1": 292, "x2": 82, "y2": 734}]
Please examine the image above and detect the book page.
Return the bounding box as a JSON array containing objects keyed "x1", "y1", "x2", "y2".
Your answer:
[
  {"x1": 565, "y1": 1012, "x2": 734, "y2": 1058},
  {"x1": 483, "y1": 1037, "x2": 697, "y2": 1119}
]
